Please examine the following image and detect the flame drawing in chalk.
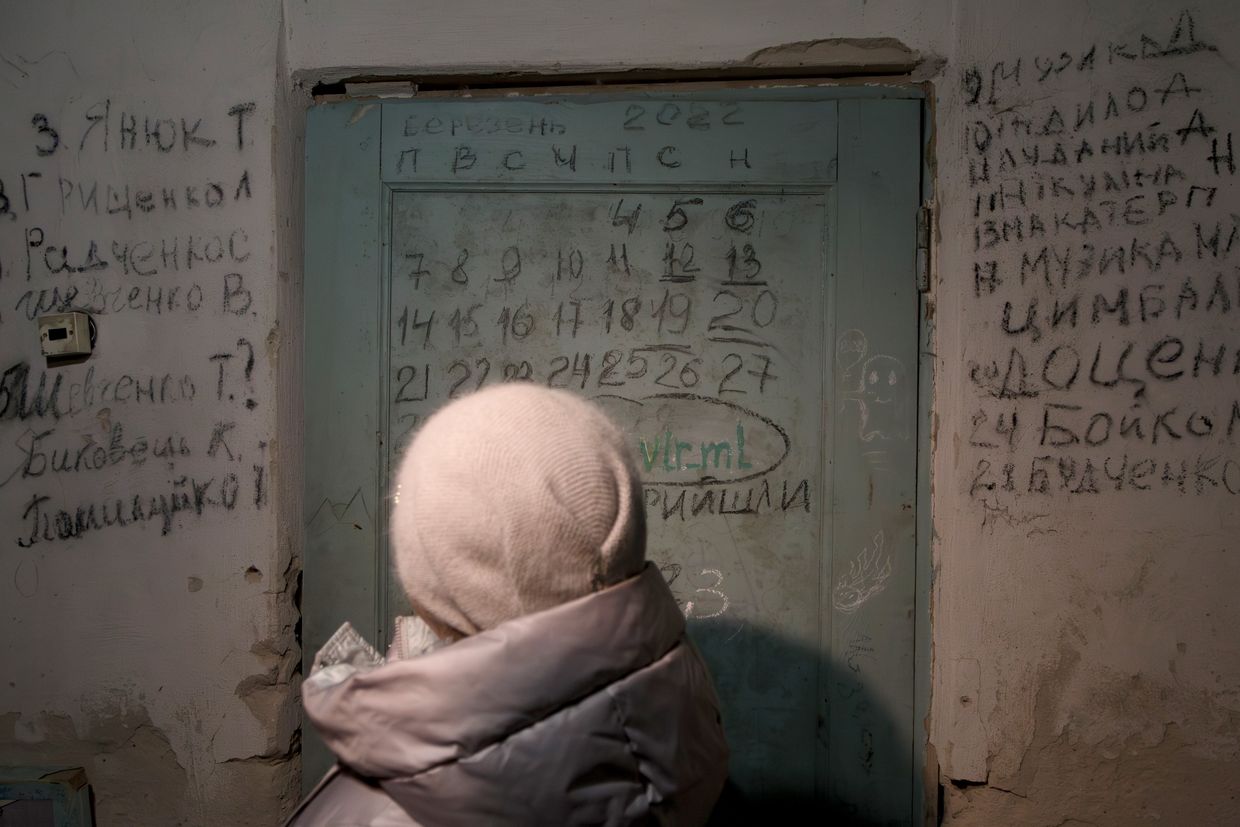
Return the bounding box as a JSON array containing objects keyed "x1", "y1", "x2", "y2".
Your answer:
[{"x1": 833, "y1": 531, "x2": 893, "y2": 613}]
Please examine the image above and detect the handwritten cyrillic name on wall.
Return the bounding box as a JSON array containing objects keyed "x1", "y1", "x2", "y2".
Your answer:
[
  {"x1": 962, "y1": 10, "x2": 1240, "y2": 510},
  {"x1": 0, "y1": 99, "x2": 269, "y2": 546}
]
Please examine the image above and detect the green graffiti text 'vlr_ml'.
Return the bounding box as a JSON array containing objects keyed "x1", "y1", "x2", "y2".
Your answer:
[{"x1": 638, "y1": 423, "x2": 754, "y2": 473}]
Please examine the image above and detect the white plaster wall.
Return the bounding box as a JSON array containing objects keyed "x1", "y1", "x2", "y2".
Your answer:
[
  {"x1": 931, "y1": 2, "x2": 1240, "y2": 821},
  {"x1": 0, "y1": 1, "x2": 299, "y2": 824},
  {"x1": 3, "y1": 0, "x2": 1239, "y2": 824},
  {"x1": 282, "y1": 0, "x2": 952, "y2": 81}
]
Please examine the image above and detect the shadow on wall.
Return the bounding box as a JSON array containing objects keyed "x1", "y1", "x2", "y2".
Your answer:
[{"x1": 692, "y1": 620, "x2": 906, "y2": 827}]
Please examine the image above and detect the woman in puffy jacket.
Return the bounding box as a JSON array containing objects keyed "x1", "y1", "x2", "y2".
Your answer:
[{"x1": 288, "y1": 384, "x2": 730, "y2": 826}]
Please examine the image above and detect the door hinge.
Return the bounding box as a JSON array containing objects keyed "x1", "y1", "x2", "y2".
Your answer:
[{"x1": 916, "y1": 203, "x2": 932, "y2": 293}]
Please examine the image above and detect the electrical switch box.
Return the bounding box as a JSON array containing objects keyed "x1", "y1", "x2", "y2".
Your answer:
[{"x1": 38, "y1": 311, "x2": 94, "y2": 359}]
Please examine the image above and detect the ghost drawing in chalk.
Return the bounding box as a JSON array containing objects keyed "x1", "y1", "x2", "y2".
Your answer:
[{"x1": 857, "y1": 355, "x2": 908, "y2": 441}]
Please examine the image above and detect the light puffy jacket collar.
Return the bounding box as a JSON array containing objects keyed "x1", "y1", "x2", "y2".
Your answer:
[{"x1": 303, "y1": 563, "x2": 685, "y2": 779}]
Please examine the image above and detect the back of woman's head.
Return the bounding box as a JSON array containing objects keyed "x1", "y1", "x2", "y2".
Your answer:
[{"x1": 390, "y1": 384, "x2": 647, "y2": 640}]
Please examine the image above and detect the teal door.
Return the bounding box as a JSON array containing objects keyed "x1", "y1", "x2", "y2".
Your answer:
[{"x1": 305, "y1": 88, "x2": 925, "y2": 824}]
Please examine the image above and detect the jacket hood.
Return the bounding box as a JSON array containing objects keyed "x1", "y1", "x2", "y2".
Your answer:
[{"x1": 303, "y1": 563, "x2": 686, "y2": 779}]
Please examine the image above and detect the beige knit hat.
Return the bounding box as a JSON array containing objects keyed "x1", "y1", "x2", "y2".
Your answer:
[{"x1": 390, "y1": 384, "x2": 647, "y2": 639}]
